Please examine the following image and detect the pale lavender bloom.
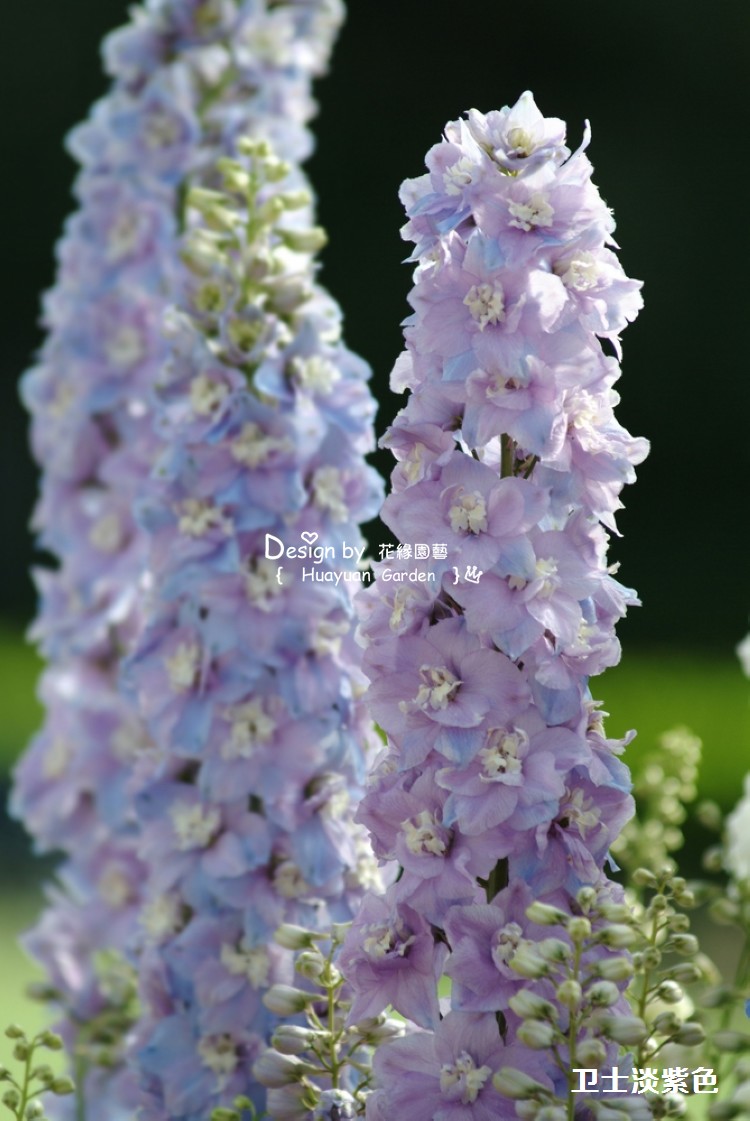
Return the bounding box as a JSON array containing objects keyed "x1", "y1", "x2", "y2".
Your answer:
[{"x1": 343, "y1": 92, "x2": 646, "y2": 1107}]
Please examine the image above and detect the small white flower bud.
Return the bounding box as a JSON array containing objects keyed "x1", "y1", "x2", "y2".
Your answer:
[
  {"x1": 492, "y1": 1067, "x2": 549, "y2": 1100},
  {"x1": 593, "y1": 955, "x2": 634, "y2": 981},
  {"x1": 599, "y1": 1014, "x2": 649, "y2": 1045},
  {"x1": 273, "y1": 924, "x2": 321, "y2": 950},
  {"x1": 271, "y1": 1025, "x2": 318, "y2": 1055},
  {"x1": 567, "y1": 917, "x2": 591, "y2": 942},
  {"x1": 674, "y1": 1021, "x2": 706, "y2": 1046},
  {"x1": 508, "y1": 990, "x2": 558, "y2": 1021},
  {"x1": 555, "y1": 979, "x2": 582, "y2": 1009},
  {"x1": 670, "y1": 933, "x2": 699, "y2": 956},
  {"x1": 595, "y1": 924, "x2": 638, "y2": 948},
  {"x1": 536, "y1": 937, "x2": 571, "y2": 963},
  {"x1": 509, "y1": 943, "x2": 549, "y2": 978},
  {"x1": 517, "y1": 1019, "x2": 557, "y2": 1048},
  {"x1": 252, "y1": 1050, "x2": 311, "y2": 1088},
  {"x1": 588, "y1": 981, "x2": 620, "y2": 1007},
  {"x1": 656, "y1": 980, "x2": 684, "y2": 1004},
  {"x1": 262, "y1": 985, "x2": 313, "y2": 1015},
  {"x1": 279, "y1": 227, "x2": 328, "y2": 254},
  {"x1": 525, "y1": 902, "x2": 568, "y2": 926},
  {"x1": 294, "y1": 949, "x2": 326, "y2": 980},
  {"x1": 576, "y1": 1038, "x2": 607, "y2": 1067}
]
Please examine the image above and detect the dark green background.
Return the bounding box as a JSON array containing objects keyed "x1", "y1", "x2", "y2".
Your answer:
[{"x1": 2, "y1": 0, "x2": 749, "y2": 651}]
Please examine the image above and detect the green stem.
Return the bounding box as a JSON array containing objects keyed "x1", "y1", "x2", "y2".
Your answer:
[{"x1": 500, "y1": 434, "x2": 515, "y2": 478}]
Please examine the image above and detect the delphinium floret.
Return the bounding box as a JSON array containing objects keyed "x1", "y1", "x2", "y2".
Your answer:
[{"x1": 342, "y1": 91, "x2": 648, "y2": 1118}]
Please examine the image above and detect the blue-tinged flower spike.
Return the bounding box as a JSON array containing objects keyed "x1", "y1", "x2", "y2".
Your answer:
[
  {"x1": 341, "y1": 92, "x2": 648, "y2": 1115},
  {"x1": 122, "y1": 141, "x2": 382, "y2": 1121},
  {"x1": 12, "y1": 2, "x2": 379, "y2": 1118}
]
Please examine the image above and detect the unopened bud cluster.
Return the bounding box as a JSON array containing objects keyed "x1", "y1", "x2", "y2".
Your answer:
[
  {"x1": 235, "y1": 924, "x2": 401, "y2": 1120},
  {"x1": 0, "y1": 1025, "x2": 74, "y2": 1121}
]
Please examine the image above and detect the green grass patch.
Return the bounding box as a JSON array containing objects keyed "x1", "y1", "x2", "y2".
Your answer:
[
  {"x1": 0, "y1": 624, "x2": 43, "y2": 772},
  {"x1": 596, "y1": 648, "x2": 750, "y2": 808}
]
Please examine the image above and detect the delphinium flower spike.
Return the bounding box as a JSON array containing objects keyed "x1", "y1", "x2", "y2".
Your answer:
[
  {"x1": 121, "y1": 137, "x2": 383, "y2": 1121},
  {"x1": 12, "y1": 2, "x2": 381, "y2": 1117},
  {"x1": 340, "y1": 92, "x2": 649, "y2": 1117}
]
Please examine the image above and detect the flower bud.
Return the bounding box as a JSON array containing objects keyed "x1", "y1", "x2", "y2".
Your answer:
[
  {"x1": 274, "y1": 924, "x2": 321, "y2": 951},
  {"x1": 294, "y1": 949, "x2": 326, "y2": 981},
  {"x1": 651, "y1": 1011, "x2": 681, "y2": 1035},
  {"x1": 271, "y1": 1025, "x2": 318, "y2": 1055},
  {"x1": 567, "y1": 917, "x2": 591, "y2": 942},
  {"x1": 4, "y1": 1025, "x2": 24, "y2": 1040},
  {"x1": 525, "y1": 902, "x2": 568, "y2": 926},
  {"x1": 211, "y1": 1109, "x2": 239, "y2": 1121},
  {"x1": 508, "y1": 990, "x2": 558, "y2": 1021},
  {"x1": 667, "y1": 913, "x2": 690, "y2": 932},
  {"x1": 576, "y1": 1038, "x2": 607, "y2": 1067},
  {"x1": 354, "y1": 1016, "x2": 405, "y2": 1043},
  {"x1": 13, "y1": 1042, "x2": 29, "y2": 1061},
  {"x1": 632, "y1": 868, "x2": 658, "y2": 888},
  {"x1": 555, "y1": 979, "x2": 582, "y2": 1010},
  {"x1": 670, "y1": 933, "x2": 699, "y2": 956},
  {"x1": 595, "y1": 924, "x2": 638, "y2": 948},
  {"x1": 279, "y1": 227, "x2": 328, "y2": 254},
  {"x1": 536, "y1": 938, "x2": 571, "y2": 963},
  {"x1": 509, "y1": 943, "x2": 549, "y2": 978},
  {"x1": 517, "y1": 1019, "x2": 557, "y2": 1048},
  {"x1": 673, "y1": 1021, "x2": 706, "y2": 1046},
  {"x1": 665, "y1": 962, "x2": 702, "y2": 984},
  {"x1": 493, "y1": 1067, "x2": 549, "y2": 1100},
  {"x1": 26, "y1": 1101, "x2": 44, "y2": 1119},
  {"x1": 51, "y1": 1076, "x2": 75, "y2": 1095},
  {"x1": 593, "y1": 956, "x2": 634, "y2": 981},
  {"x1": 642, "y1": 946, "x2": 662, "y2": 969},
  {"x1": 576, "y1": 887, "x2": 597, "y2": 910},
  {"x1": 588, "y1": 981, "x2": 620, "y2": 1007},
  {"x1": 598, "y1": 1014, "x2": 649, "y2": 1045},
  {"x1": 252, "y1": 1050, "x2": 312, "y2": 1088},
  {"x1": 2, "y1": 1089, "x2": 20, "y2": 1110},
  {"x1": 536, "y1": 1107, "x2": 566, "y2": 1121},
  {"x1": 598, "y1": 902, "x2": 633, "y2": 923},
  {"x1": 262, "y1": 985, "x2": 314, "y2": 1015},
  {"x1": 656, "y1": 980, "x2": 684, "y2": 1004}
]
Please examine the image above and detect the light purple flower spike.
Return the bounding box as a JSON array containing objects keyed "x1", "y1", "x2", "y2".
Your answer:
[{"x1": 342, "y1": 91, "x2": 647, "y2": 1111}]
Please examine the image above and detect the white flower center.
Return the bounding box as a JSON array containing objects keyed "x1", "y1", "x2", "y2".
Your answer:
[
  {"x1": 449, "y1": 490, "x2": 488, "y2": 534},
  {"x1": 534, "y1": 556, "x2": 559, "y2": 598},
  {"x1": 556, "y1": 251, "x2": 599, "y2": 291},
  {"x1": 479, "y1": 727, "x2": 527, "y2": 782},
  {"x1": 274, "y1": 860, "x2": 311, "y2": 899},
  {"x1": 291, "y1": 355, "x2": 340, "y2": 395},
  {"x1": 105, "y1": 324, "x2": 146, "y2": 369},
  {"x1": 222, "y1": 700, "x2": 276, "y2": 759},
  {"x1": 506, "y1": 126, "x2": 535, "y2": 158},
  {"x1": 245, "y1": 558, "x2": 284, "y2": 609},
  {"x1": 443, "y1": 156, "x2": 479, "y2": 196},
  {"x1": 198, "y1": 1034, "x2": 238, "y2": 1081},
  {"x1": 43, "y1": 737, "x2": 73, "y2": 779},
  {"x1": 106, "y1": 209, "x2": 142, "y2": 261},
  {"x1": 464, "y1": 282, "x2": 505, "y2": 330},
  {"x1": 230, "y1": 422, "x2": 293, "y2": 467},
  {"x1": 415, "y1": 664, "x2": 461, "y2": 711},
  {"x1": 190, "y1": 374, "x2": 229, "y2": 416},
  {"x1": 492, "y1": 922, "x2": 524, "y2": 968},
  {"x1": 401, "y1": 809, "x2": 448, "y2": 857},
  {"x1": 390, "y1": 587, "x2": 417, "y2": 632},
  {"x1": 559, "y1": 788, "x2": 601, "y2": 837},
  {"x1": 165, "y1": 642, "x2": 200, "y2": 691},
  {"x1": 221, "y1": 942, "x2": 270, "y2": 988},
  {"x1": 312, "y1": 466, "x2": 348, "y2": 522},
  {"x1": 89, "y1": 512, "x2": 123, "y2": 553},
  {"x1": 177, "y1": 498, "x2": 232, "y2": 537},
  {"x1": 140, "y1": 894, "x2": 183, "y2": 942},
  {"x1": 170, "y1": 802, "x2": 221, "y2": 850},
  {"x1": 509, "y1": 192, "x2": 554, "y2": 231},
  {"x1": 439, "y1": 1052, "x2": 492, "y2": 1104},
  {"x1": 143, "y1": 109, "x2": 180, "y2": 150},
  {"x1": 362, "y1": 919, "x2": 414, "y2": 961},
  {"x1": 98, "y1": 865, "x2": 132, "y2": 908}
]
